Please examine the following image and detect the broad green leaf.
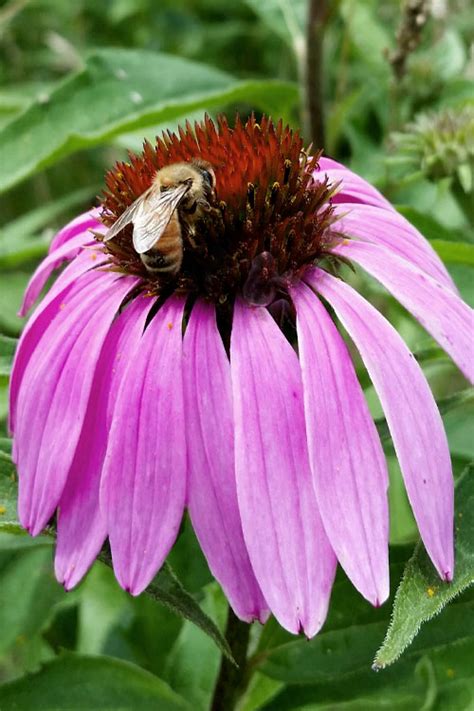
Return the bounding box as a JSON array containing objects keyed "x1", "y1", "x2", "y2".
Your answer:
[
  {"x1": 0, "y1": 186, "x2": 98, "y2": 245},
  {"x1": 0, "y1": 49, "x2": 298, "y2": 194},
  {"x1": 0, "y1": 186, "x2": 99, "y2": 268},
  {"x1": 431, "y1": 239, "x2": 474, "y2": 266},
  {"x1": 1, "y1": 451, "x2": 233, "y2": 663},
  {"x1": 256, "y1": 548, "x2": 411, "y2": 683},
  {"x1": 77, "y1": 563, "x2": 183, "y2": 676},
  {"x1": 374, "y1": 464, "x2": 474, "y2": 669},
  {"x1": 0, "y1": 653, "x2": 190, "y2": 710},
  {"x1": 238, "y1": 672, "x2": 284, "y2": 711},
  {"x1": 0, "y1": 546, "x2": 64, "y2": 657},
  {"x1": 256, "y1": 532, "x2": 474, "y2": 686},
  {"x1": 261, "y1": 641, "x2": 474, "y2": 710},
  {"x1": 102, "y1": 583, "x2": 183, "y2": 677},
  {"x1": 0, "y1": 335, "x2": 16, "y2": 384},
  {"x1": 76, "y1": 564, "x2": 132, "y2": 657},
  {"x1": 164, "y1": 583, "x2": 227, "y2": 711}
]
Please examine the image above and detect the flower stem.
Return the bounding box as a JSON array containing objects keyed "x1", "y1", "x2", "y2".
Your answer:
[
  {"x1": 304, "y1": 0, "x2": 328, "y2": 148},
  {"x1": 210, "y1": 608, "x2": 251, "y2": 711}
]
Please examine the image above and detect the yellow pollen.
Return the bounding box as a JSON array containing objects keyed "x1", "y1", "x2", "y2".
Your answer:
[
  {"x1": 59, "y1": 303, "x2": 66, "y2": 310},
  {"x1": 90, "y1": 252, "x2": 97, "y2": 261},
  {"x1": 167, "y1": 322, "x2": 173, "y2": 330},
  {"x1": 0, "y1": 505, "x2": 6, "y2": 515},
  {"x1": 426, "y1": 587, "x2": 436, "y2": 598}
]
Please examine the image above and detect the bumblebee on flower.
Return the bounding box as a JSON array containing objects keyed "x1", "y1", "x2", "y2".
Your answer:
[{"x1": 10, "y1": 115, "x2": 473, "y2": 637}]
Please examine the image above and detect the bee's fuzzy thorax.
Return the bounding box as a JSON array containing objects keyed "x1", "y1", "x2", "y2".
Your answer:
[{"x1": 99, "y1": 114, "x2": 341, "y2": 306}]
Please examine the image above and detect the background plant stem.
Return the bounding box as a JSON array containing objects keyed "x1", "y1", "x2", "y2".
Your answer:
[
  {"x1": 210, "y1": 608, "x2": 251, "y2": 711},
  {"x1": 304, "y1": 0, "x2": 328, "y2": 148}
]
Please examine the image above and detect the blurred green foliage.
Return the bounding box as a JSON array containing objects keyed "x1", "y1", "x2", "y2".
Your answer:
[{"x1": 0, "y1": 0, "x2": 473, "y2": 708}]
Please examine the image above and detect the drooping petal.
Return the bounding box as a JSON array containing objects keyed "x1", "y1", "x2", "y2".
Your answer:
[
  {"x1": 307, "y1": 268, "x2": 454, "y2": 581},
  {"x1": 19, "y1": 236, "x2": 99, "y2": 316},
  {"x1": 183, "y1": 299, "x2": 269, "y2": 623},
  {"x1": 10, "y1": 249, "x2": 107, "y2": 434},
  {"x1": 48, "y1": 208, "x2": 102, "y2": 253},
  {"x1": 16, "y1": 271, "x2": 137, "y2": 535},
  {"x1": 231, "y1": 300, "x2": 337, "y2": 637},
  {"x1": 292, "y1": 282, "x2": 389, "y2": 605},
  {"x1": 101, "y1": 297, "x2": 187, "y2": 595},
  {"x1": 331, "y1": 240, "x2": 474, "y2": 383},
  {"x1": 315, "y1": 166, "x2": 393, "y2": 210},
  {"x1": 55, "y1": 296, "x2": 152, "y2": 589},
  {"x1": 332, "y1": 204, "x2": 457, "y2": 293}
]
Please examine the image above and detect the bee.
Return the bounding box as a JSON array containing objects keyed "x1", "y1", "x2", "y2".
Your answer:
[{"x1": 104, "y1": 159, "x2": 216, "y2": 275}]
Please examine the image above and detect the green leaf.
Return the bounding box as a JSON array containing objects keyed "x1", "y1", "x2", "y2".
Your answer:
[
  {"x1": 0, "y1": 653, "x2": 190, "y2": 710},
  {"x1": 0, "y1": 546, "x2": 64, "y2": 657},
  {"x1": 0, "y1": 186, "x2": 99, "y2": 268},
  {"x1": 145, "y1": 563, "x2": 234, "y2": 665},
  {"x1": 0, "y1": 48, "x2": 298, "y2": 194},
  {"x1": 374, "y1": 464, "x2": 474, "y2": 669},
  {"x1": 261, "y1": 641, "x2": 474, "y2": 710},
  {"x1": 256, "y1": 548, "x2": 411, "y2": 684},
  {"x1": 0, "y1": 457, "x2": 232, "y2": 665},
  {"x1": 376, "y1": 389, "x2": 474, "y2": 446},
  {"x1": 430, "y1": 239, "x2": 474, "y2": 266},
  {"x1": 0, "y1": 272, "x2": 30, "y2": 336},
  {"x1": 243, "y1": 0, "x2": 306, "y2": 55},
  {"x1": 0, "y1": 452, "x2": 19, "y2": 526},
  {"x1": 396, "y1": 206, "x2": 474, "y2": 244},
  {"x1": 163, "y1": 583, "x2": 227, "y2": 711},
  {"x1": 0, "y1": 335, "x2": 16, "y2": 384}
]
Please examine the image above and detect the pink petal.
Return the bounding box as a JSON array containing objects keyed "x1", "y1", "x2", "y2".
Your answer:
[
  {"x1": 183, "y1": 299, "x2": 269, "y2": 623},
  {"x1": 318, "y1": 156, "x2": 344, "y2": 171},
  {"x1": 292, "y1": 282, "x2": 389, "y2": 605},
  {"x1": 332, "y1": 240, "x2": 474, "y2": 383},
  {"x1": 19, "y1": 236, "x2": 100, "y2": 316},
  {"x1": 332, "y1": 204, "x2": 457, "y2": 292},
  {"x1": 48, "y1": 208, "x2": 103, "y2": 253},
  {"x1": 101, "y1": 297, "x2": 187, "y2": 595},
  {"x1": 308, "y1": 268, "x2": 454, "y2": 581},
  {"x1": 314, "y1": 166, "x2": 393, "y2": 210},
  {"x1": 10, "y1": 249, "x2": 107, "y2": 433},
  {"x1": 16, "y1": 271, "x2": 137, "y2": 536},
  {"x1": 55, "y1": 296, "x2": 152, "y2": 589},
  {"x1": 231, "y1": 300, "x2": 337, "y2": 637}
]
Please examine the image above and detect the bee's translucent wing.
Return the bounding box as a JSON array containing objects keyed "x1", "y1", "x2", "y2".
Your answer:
[
  {"x1": 103, "y1": 188, "x2": 152, "y2": 243},
  {"x1": 133, "y1": 183, "x2": 191, "y2": 254}
]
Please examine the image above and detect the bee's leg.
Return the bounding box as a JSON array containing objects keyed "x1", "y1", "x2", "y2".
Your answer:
[
  {"x1": 186, "y1": 224, "x2": 198, "y2": 249},
  {"x1": 197, "y1": 199, "x2": 211, "y2": 211},
  {"x1": 182, "y1": 200, "x2": 198, "y2": 215}
]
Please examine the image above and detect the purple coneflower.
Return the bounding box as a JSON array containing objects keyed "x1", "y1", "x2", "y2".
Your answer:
[{"x1": 10, "y1": 116, "x2": 473, "y2": 637}]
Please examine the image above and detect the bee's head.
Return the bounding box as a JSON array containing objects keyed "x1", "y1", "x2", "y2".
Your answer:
[{"x1": 192, "y1": 158, "x2": 216, "y2": 197}]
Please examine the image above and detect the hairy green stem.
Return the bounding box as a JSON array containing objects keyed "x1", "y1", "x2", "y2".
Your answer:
[{"x1": 210, "y1": 608, "x2": 251, "y2": 711}]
